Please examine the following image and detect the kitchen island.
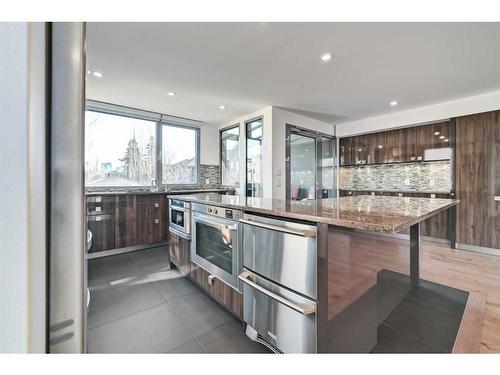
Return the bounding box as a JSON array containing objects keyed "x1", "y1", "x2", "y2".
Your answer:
[{"x1": 169, "y1": 193, "x2": 464, "y2": 353}]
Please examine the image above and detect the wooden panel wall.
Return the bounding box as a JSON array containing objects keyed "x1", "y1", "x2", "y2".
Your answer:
[{"x1": 456, "y1": 110, "x2": 500, "y2": 249}]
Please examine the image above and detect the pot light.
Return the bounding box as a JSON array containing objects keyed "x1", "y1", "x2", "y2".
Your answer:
[
  {"x1": 92, "y1": 71, "x2": 103, "y2": 78},
  {"x1": 320, "y1": 53, "x2": 332, "y2": 62},
  {"x1": 439, "y1": 135, "x2": 445, "y2": 139},
  {"x1": 378, "y1": 145, "x2": 383, "y2": 149},
  {"x1": 444, "y1": 138, "x2": 449, "y2": 142},
  {"x1": 434, "y1": 131, "x2": 440, "y2": 136},
  {"x1": 167, "y1": 91, "x2": 176, "y2": 97},
  {"x1": 219, "y1": 105, "x2": 226, "y2": 110},
  {"x1": 389, "y1": 100, "x2": 398, "y2": 107}
]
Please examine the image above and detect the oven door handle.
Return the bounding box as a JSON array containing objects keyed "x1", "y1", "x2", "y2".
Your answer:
[
  {"x1": 171, "y1": 206, "x2": 188, "y2": 212},
  {"x1": 239, "y1": 218, "x2": 316, "y2": 238},
  {"x1": 238, "y1": 271, "x2": 316, "y2": 315},
  {"x1": 193, "y1": 214, "x2": 238, "y2": 231}
]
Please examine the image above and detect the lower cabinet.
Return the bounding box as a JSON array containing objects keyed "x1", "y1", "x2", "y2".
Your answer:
[
  {"x1": 86, "y1": 193, "x2": 169, "y2": 253},
  {"x1": 169, "y1": 232, "x2": 191, "y2": 276},
  {"x1": 189, "y1": 261, "x2": 243, "y2": 319},
  {"x1": 87, "y1": 213, "x2": 115, "y2": 252}
]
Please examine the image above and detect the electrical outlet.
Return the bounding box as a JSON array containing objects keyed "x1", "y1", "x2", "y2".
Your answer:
[
  {"x1": 205, "y1": 178, "x2": 210, "y2": 184},
  {"x1": 405, "y1": 178, "x2": 410, "y2": 185}
]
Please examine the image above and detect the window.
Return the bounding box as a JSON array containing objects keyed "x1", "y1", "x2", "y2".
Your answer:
[
  {"x1": 246, "y1": 118, "x2": 263, "y2": 197},
  {"x1": 85, "y1": 110, "x2": 157, "y2": 187},
  {"x1": 220, "y1": 125, "x2": 240, "y2": 186},
  {"x1": 162, "y1": 124, "x2": 200, "y2": 185}
]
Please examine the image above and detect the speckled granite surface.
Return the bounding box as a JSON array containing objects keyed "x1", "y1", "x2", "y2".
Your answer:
[{"x1": 169, "y1": 193, "x2": 458, "y2": 233}]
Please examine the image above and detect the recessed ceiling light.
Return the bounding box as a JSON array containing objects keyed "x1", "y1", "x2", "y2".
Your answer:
[
  {"x1": 87, "y1": 70, "x2": 91, "y2": 75},
  {"x1": 389, "y1": 100, "x2": 398, "y2": 106},
  {"x1": 378, "y1": 145, "x2": 383, "y2": 149},
  {"x1": 167, "y1": 91, "x2": 176, "y2": 97},
  {"x1": 439, "y1": 135, "x2": 445, "y2": 139},
  {"x1": 434, "y1": 131, "x2": 440, "y2": 136},
  {"x1": 358, "y1": 149, "x2": 362, "y2": 152},
  {"x1": 444, "y1": 138, "x2": 449, "y2": 142},
  {"x1": 219, "y1": 105, "x2": 226, "y2": 110},
  {"x1": 320, "y1": 53, "x2": 332, "y2": 62},
  {"x1": 92, "y1": 71, "x2": 103, "y2": 78}
]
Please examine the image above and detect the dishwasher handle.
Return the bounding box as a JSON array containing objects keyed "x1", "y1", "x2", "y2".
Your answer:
[
  {"x1": 239, "y1": 271, "x2": 316, "y2": 315},
  {"x1": 239, "y1": 218, "x2": 316, "y2": 238}
]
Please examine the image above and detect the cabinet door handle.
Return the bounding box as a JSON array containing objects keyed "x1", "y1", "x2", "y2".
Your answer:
[
  {"x1": 154, "y1": 202, "x2": 160, "y2": 208},
  {"x1": 154, "y1": 218, "x2": 160, "y2": 224},
  {"x1": 95, "y1": 197, "x2": 102, "y2": 203}
]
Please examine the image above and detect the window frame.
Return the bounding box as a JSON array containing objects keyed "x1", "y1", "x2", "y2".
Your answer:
[
  {"x1": 84, "y1": 101, "x2": 201, "y2": 190},
  {"x1": 245, "y1": 116, "x2": 264, "y2": 198},
  {"x1": 219, "y1": 123, "x2": 241, "y2": 187},
  {"x1": 160, "y1": 121, "x2": 201, "y2": 187}
]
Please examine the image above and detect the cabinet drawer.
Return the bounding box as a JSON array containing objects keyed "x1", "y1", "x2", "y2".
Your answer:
[{"x1": 86, "y1": 196, "x2": 115, "y2": 215}]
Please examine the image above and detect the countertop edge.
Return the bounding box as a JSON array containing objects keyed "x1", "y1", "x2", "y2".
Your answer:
[{"x1": 168, "y1": 194, "x2": 459, "y2": 233}]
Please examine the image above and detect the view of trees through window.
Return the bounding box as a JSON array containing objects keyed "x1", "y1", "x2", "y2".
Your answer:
[
  {"x1": 85, "y1": 111, "x2": 157, "y2": 187},
  {"x1": 162, "y1": 124, "x2": 199, "y2": 185},
  {"x1": 85, "y1": 110, "x2": 200, "y2": 187}
]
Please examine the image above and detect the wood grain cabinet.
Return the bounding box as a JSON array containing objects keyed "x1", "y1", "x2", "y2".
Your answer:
[
  {"x1": 339, "y1": 122, "x2": 451, "y2": 166},
  {"x1": 169, "y1": 232, "x2": 191, "y2": 276},
  {"x1": 87, "y1": 213, "x2": 115, "y2": 252},
  {"x1": 136, "y1": 194, "x2": 168, "y2": 245},
  {"x1": 456, "y1": 110, "x2": 500, "y2": 249},
  {"x1": 86, "y1": 193, "x2": 169, "y2": 254},
  {"x1": 189, "y1": 262, "x2": 243, "y2": 318},
  {"x1": 115, "y1": 195, "x2": 137, "y2": 248}
]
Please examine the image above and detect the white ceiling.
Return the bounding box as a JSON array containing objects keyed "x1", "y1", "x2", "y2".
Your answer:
[{"x1": 86, "y1": 22, "x2": 500, "y2": 126}]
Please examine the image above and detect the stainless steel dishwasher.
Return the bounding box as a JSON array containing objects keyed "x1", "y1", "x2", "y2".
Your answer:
[{"x1": 239, "y1": 213, "x2": 317, "y2": 353}]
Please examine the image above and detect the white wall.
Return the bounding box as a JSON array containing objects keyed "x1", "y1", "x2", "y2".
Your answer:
[
  {"x1": 336, "y1": 89, "x2": 500, "y2": 137},
  {"x1": 199, "y1": 124, "x2": 219, "y2": 165},
  {"x1": 271, "y1": 108, "x2": 335, "y2": 199}
]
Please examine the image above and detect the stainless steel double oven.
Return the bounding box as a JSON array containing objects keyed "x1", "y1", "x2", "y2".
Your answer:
[
  {"x1": 239, "y1": 214, "x2": 318, "y2": 353},
  {"x1": 190, "y1": 203, "x2": 243, "y2": 290}
]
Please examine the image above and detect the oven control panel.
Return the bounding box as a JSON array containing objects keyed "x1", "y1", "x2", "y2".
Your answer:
[{"x1": 193, "y1": 203, "x2": 242, "y2": 221}]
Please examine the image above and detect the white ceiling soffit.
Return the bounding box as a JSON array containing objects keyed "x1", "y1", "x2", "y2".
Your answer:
[{"x1": 86, "y1": 22, "x2": 500, "y2": 126}]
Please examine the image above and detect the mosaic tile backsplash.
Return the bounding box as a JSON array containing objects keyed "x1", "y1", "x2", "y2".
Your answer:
[
  {"x1": 200, "y1": 164, "x2": 220, "y2": 189},
  {"x1": 339, "y1": 160, "x2": 451, "y2": 193}
]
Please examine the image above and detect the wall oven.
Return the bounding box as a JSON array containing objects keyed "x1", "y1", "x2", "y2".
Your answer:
[
  {"x1": 239, "y1": 213, "x2": 317, "y2": 353},
  {"x1": 169, "y1": 199, "x2": 191, "y2": 240},
  {"x1": 191, "y1": 203, "x2": 242, "y2": 290}
]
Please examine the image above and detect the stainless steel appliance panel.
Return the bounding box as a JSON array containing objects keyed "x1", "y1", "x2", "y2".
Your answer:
[
  {"x1": 240, "y1": 269, "x2": 316, "y2": 353},
  {"x1": 168, "y1": 199, "x2": 191, "y2": 236},
  {"x1": 241, "y1": 214, "x2": 317, "y2": 299},
  {"x1": 191, "y1": 207, "x2": 242, "y2": 290}
]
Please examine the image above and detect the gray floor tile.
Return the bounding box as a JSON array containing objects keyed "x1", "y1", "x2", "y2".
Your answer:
[
  {"x1": 87, "y1": 282, "x2": 165, "y2": 329},
  {"x1": 87, "y1": 304, "x2": 193, "y2": 353},
  {"x1": 131, "y1": 247, "x2": 171, "y2": 273},
  {"x1": 197, "y1": 320, "x2": 270, "y2": 353},
  {"x1": 168, "y1": 339, "x2": 207, "y2": 353},
  {"x1": 153, "y1": 269, "x2": 197, "y2": 302},
  {"x1": 169, "y1": 291, "x2": 233, "y2": 337},
  {"x1": 88, "y1": 253, "x2": 142, "y2": 291}
]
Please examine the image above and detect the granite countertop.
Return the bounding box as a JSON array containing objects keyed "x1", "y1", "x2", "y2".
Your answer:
[
  {"x1": 169, "y1": 193, "x2": 459, "y2": 233},
  {"x1": 85, "y1": 188, "x2": 235, "y2": 196}
]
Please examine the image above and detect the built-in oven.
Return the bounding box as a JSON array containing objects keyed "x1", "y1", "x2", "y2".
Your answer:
[
  {"x1": 190, "y1": 203, "x2": 243, "y2": 290},
  {"x1": 169, "y1": 199, "x2": 191, "y2": 240},
  {"x1": 239, "y1": 213, "x2": 318, "y2": 353}
]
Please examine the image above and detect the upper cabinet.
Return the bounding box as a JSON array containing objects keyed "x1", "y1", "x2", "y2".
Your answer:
[{"x1": 339, "y1": 122, "x2": 451, "y2": 166}]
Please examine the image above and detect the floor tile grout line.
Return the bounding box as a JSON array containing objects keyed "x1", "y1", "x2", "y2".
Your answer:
[
  {"x1": 380, "y1": 322, "x2": 448, "y2": 353},
  {"x1": 87, "y1": 300, "x2": 167, "y2": 331}
]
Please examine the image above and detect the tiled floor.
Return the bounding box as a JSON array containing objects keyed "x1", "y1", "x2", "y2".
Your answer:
[{"x1": 86, "y1": 247, "x2": 269, "y2": 353}]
